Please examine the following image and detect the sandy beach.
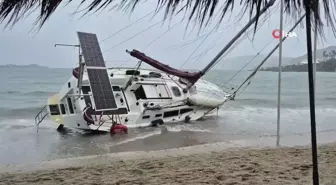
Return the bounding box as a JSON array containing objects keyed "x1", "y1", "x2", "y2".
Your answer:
[{"x1": 0, "y1": 142, "x2": 335, "y2": 185}]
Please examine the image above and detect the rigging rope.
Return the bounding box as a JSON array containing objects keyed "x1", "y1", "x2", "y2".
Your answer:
[
  {"x1": 103, "y1": 20, "x2": 163, "y2": 53},
  {"x1": 100, "y1": 10, "x2": 155, "y2": 43},
  {"x1": 224, "y1": 15, "x2": 293, "y2": 85},
  {"x1": 110, "y1": 19, "x2": 184, "y2": 67},
  {"x1": 225, "y1": 38, "x2": 274, "y2": 84},
  {"x1": 163, "y1": 28, "x2": 227, "y2": 52},
  {"x1": 230, "y1": 14, "x2": 306, "y2": 98},
  {"x1": 179, "y1": 24, "x2": 219, "y2": 69},
  {"x1": 192, "y1": 31, "x2": 228, "y2": 65},
  {"x1": 143, "y1": 19, "x2": 184, "y2": 50},
  {"x1": 198, "y1": 6, "x2": 280, "y2": 94}
]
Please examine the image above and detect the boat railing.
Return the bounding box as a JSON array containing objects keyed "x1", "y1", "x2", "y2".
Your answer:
[{"x1": 35, "y1": 105, "x2": 49, "y2": 132}]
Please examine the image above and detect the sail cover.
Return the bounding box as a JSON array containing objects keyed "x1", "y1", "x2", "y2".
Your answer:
[{"x1": 128, "y1": 49, "x2": 202, "y2": 83}]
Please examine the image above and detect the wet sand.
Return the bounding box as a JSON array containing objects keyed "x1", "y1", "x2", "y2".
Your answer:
[{"x1": 1, "y1": 142, "x2": 336, "y2": 185}]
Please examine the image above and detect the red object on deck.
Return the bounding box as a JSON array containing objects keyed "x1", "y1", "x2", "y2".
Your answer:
[
  {"x1": 128, "y1": 49, "x2": 203, "y2": 83},
  {"x1": 73, "y1": 67, "x2": 79, "y2": 79},
  {"x1": 110, "y1": 123, "x2": 128, "y2": 134}
]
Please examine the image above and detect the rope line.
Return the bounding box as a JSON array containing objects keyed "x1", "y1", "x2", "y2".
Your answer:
[
  {"x1": 100, "y1": 10, "x2": 155, "y2": 43},
  {"x1": 103, "y1": 20, "x2": 163, "y2": 53}
]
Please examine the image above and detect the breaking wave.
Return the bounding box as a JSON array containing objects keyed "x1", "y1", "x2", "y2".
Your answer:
[
  {"x1": 0, "y1": 90, "x2": 55, "y2": 97},
  {"x1": 0, "y1": 106, "x2": 43, "y2": 119}
]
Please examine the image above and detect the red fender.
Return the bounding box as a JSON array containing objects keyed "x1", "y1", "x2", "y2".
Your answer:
[
  {"x1": 73, "y1": 67, "x2": 79, "y2": 79},
  {"x1": 110, "y1": 123, "x2": 128, "y2": 134}
]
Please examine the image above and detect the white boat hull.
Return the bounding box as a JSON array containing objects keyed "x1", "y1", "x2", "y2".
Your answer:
[{"x1": 37, "y1": 68, "x2": 229, "y2": 132}]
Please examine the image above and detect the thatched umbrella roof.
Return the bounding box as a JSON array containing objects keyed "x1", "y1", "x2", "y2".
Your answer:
[
  {"x1": 0, "y1": 0, "x2": 335, "y2": 36},
  {"x1": 0, "y1": 1, "x2": 328, "y2": 185}
]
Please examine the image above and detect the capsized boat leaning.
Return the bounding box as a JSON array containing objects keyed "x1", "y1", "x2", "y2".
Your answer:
[
  {"x1": 34, "y1": 0, "x2": 278, "y2": 133},
  {"x1": 34, "y1": 33, "x2": 230, "y2": 133}
]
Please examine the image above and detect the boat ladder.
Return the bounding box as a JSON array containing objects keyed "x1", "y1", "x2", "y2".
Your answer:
[{"x1": 35, "y1": 105, "x2": 49, "y2": 132}]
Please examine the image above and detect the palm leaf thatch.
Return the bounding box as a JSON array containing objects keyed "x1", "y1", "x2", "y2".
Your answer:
[{"x1": 0, "y1": 0, "x2": 334, "y2": 36}]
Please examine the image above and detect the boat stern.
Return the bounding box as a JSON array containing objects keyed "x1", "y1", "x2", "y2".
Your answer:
[
  {"x1": 35, "y1": 93, "x2": 66, "y2": 131},
  {"x1": 47, "y1": 93, "x2": 65, "y2": 125}
]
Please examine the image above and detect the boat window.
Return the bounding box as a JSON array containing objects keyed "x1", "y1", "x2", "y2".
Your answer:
[
  {"x1": 155, "y1": 113, "x2": 162, "y2": 117},
  {"x1": 49, "y1": 104, "x2": 60, "y2": 115},
  {"x1": 148, "y1": 72, "x2": 162, "y2": 78},
  {"x1": 180, "y1": 108, "x2": 193, "y2": 115},
  {"x1": 67, "y1": 98, "x2": 74, "y2": 114},
  {"x1": 112, "y1": 86, "x2": 121, "y2": 91},
  {"x1": 134, "y1": 86, "x2": 147, "y2": 100},
  {"x1": 142, "y1": 85, "x2": 158, "y2": 98},
  {"x1": 142, "y1": 115, "x2": 150, "y2": 119},
  {"x1": 134, "y1": 84, "x2": 171, "y2": 100},
  {"x1": 163, "y1": 110, "x2": 179, "y2": 118},
  {"x1": 126, "y1": 70, "x2": 140, "y2": 75},
  {"x1": 60, "y1": 104, "x2": 66, "y2": 115},
  {"x1": 156, "y1": 85, "x2": 170, "y2": 98},
  {"x1": 82, "y1": 86, "x2": 91, "y2": 105},
  {"x1": 171, "y1": 86, "x2": 181, "y2": 97}
]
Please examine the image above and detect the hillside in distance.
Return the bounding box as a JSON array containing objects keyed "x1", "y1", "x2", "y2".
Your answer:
[
  {"x1": 216, "y1": 54, "x2": 293, "y2": 70},
  {"x1": 216, "y1": 46, "x2": 336, "y2": 70},
  {"x1": 0, "y1": 64, "x2": 48, "y2": 68}
]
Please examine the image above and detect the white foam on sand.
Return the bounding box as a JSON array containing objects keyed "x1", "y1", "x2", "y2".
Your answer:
[{"x1": 0, "y1": 131, "x2": 335, "y2": 174}]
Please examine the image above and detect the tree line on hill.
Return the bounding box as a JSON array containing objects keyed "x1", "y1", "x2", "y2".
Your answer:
[{"x1": 260, "y1": 50, "x2": 336, "y2": 72}]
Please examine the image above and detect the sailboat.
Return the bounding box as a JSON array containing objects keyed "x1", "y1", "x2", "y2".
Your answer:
[
  {"x1": 34, "y1": 0, "x2": 278, "y2": 133},
  {"x1": 35, "y1": 32, "x2": 231, "y2": 132}
]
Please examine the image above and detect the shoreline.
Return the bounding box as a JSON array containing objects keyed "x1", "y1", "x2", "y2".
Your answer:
[
  {"x1": 0, "y1": 142, "x2": 336, "y2": 184},
  {"x1": 1, "y1": 132, "x2": 336, "y2": 174}
]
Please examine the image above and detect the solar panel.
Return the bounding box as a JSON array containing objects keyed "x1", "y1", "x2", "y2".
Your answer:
[
  {"x1": 76, "y1": 31, "x2": 117, "y2": 111},
  {"x1": 77, "y1": 32, "x2": 105, "y2": 67},
  {"x1": 87, "y1": 68, "x2": 117, "y2": 110}
]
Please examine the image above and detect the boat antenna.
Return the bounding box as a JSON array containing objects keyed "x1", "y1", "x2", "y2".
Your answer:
[
  {"x1": 230, "y1": 14, "x2": 306, "y2": 100},
  {"x1": 199, "y1": 0, "x2": 276, "y2": 77}
]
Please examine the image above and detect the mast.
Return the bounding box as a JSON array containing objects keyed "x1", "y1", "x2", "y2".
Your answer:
[
  {"x1": 231, "y1": 14, "x2": 306, "y2": 99},
  {"x1": 130, "y1": 0, "x2": 276, "y2": 90},
  {"x1": 276, "y1": 0, "x2": 284, "y2": 147},
  {"x1": 200, "y1": 0, "x2": 276, "y2": 76}
]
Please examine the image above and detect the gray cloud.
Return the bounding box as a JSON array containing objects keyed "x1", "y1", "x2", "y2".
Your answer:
[{"x1": 0, "y1": 1, "x2": 335, "y2": 69}]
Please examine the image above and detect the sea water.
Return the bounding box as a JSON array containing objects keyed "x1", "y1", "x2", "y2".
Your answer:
[{"x1": 1, "y1": 67, "x2": 336, "y2": 165}]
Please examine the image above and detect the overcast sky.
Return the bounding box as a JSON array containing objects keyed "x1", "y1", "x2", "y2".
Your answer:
[{"x1": 0, "y1": 1, "x2": 335, "y2": 69}]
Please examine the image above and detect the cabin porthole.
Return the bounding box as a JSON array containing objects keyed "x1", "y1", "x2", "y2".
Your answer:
[
  {"x1": 77, "y1": 123, "x2": 80, "y2": 127},
  {"x1": 171, "y1": 86, "x2": 182, "y2": 97}
]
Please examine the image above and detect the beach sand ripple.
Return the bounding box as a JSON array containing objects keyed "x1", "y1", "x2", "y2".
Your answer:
[{"x1": 1, "y1": 144, "x2": 336, "y2": 185}]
